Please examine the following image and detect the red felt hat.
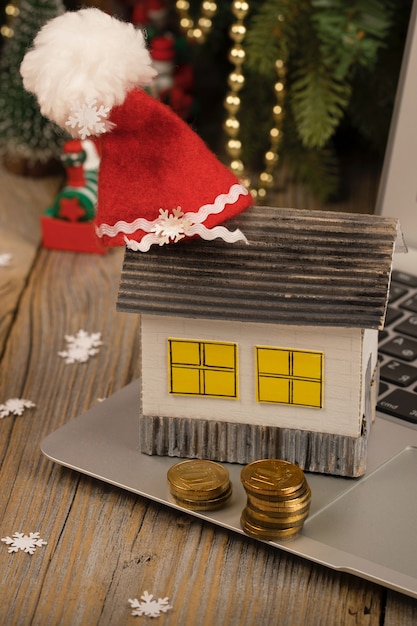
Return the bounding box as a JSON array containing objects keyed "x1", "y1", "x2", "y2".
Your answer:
[
  {"x1": 94, "y1": 89, "x2": 253, "y2": 250},
  {"x1": 19, "y1": 8, "x2": 252, "y2": 251}
]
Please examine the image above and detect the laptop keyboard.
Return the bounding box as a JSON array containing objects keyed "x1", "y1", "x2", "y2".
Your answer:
[{"x1": 377, "y1": 270, "x2": 417, "y2": 424}]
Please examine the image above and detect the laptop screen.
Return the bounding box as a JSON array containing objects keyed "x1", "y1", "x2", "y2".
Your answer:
[{"x1": 376, "y1": 0, "x2": 417, "y2": 250}]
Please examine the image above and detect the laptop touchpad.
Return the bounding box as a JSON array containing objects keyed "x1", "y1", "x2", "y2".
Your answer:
[{"x1": 303, "y1": 447, "x2": 417, "y2": 578}]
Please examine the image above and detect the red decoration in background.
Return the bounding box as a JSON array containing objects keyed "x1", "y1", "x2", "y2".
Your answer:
[
  {"x1": 126, "y1": 0, "x2": 196, "y2": 120},
  {"x1": 41, "y1": 216, "x2": 107, "y2": 254},
  {"x1": 58, "y1": 198, "x2": 87, "y2": 222},
  {"x1": 41, "y1": 139, "x2": 107, "y2": 254}
]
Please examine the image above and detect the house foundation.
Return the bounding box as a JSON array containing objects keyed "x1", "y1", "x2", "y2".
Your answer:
[{"x1": 139, "y1": 413, "x2": 369, "y2": 477}]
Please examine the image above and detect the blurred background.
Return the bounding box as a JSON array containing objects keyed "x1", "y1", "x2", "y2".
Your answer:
[{"x1": 0, "y1": 0, "x2": 413, "y2": 204}]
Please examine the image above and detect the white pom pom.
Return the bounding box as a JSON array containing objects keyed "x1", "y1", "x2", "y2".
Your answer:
[{"x1": 20, "y1": 8, "x2": 157, "y2": 131}]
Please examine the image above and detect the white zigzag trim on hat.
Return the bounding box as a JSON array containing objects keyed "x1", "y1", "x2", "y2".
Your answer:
[
  {"x1": 95, "y1": 183, "x2": 249, "y2": 240},
  {"x1": 125, "y1": 224, "x2": 248, "y2": 252},
  {"x1": 183, "y1": 183, "x2": 249, "y2": 224}
]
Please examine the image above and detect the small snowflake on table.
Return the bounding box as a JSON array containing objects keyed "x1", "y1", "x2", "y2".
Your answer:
[
  {"x1": 1, "y1": 532, "x2": 47, "y2": 554},
  {"x1": 0, "y1": 253, "x2": 12, "y2": 266},
  {"x1": 66, "y1": 98, "x2": 112, "y2": 140},
  {"x1": 128, "y1": 591, "x2": 172, "y2": 618},
  {"x1": 58, "y1": 330, "x2": 102, "y2": 364},
  {"x1": 0, "y1": 398, "x2": 35, "y2": 419}
]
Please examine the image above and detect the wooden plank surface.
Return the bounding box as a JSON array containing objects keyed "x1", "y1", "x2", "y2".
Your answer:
[{"x1": 1, "y1": 159, "x2": 417, "y2": 625}]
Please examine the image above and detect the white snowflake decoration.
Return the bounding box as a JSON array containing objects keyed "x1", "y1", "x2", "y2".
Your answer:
[
  {"x1": 65, "y1": 99, "x2": 112, "y2": 140},
  {"x1": 0, "y1": 253, "x2": 12, "y2": 266},
  {"x1": 58, "y1": 330, "x2": 102, "y2": 364},
  {"x1": 152, "y1": 207, "x2": 193, "y2": 245},
  {"x1": 128, "y1": 591, "x2": 172, "y2": 618},
  {"x1": 0, "y1": 398, "x2": 35, "y2": 419},
  {"x1": 1, "y1": 532, "x2": 47, "y2": 554}
]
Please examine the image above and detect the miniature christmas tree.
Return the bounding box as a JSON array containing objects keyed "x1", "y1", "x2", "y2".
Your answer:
[{"x1": 0, "y1": 0, "x2": 66, "y2": 175}]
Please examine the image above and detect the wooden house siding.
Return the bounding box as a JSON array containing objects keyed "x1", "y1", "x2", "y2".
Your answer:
[
  {"x1": 139, "y1": 414, "x2": 369, "y2": 476},
  {"x1": 140, "y1": 315, "x2": 373, "y2": 438}
]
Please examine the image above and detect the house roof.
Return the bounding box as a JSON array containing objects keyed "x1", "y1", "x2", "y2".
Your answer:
[{"x1": 117, "y1": 206, "x2": 404, "y2": 329}]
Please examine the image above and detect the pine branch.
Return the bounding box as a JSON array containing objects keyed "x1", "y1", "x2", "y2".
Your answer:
[
  {"x1": 291, "y1": 65, "x2": 351, "y2": 149},
  {"x1": 284, "y1": 138, "x2": 340, "y2": 202},
  {"x1": 281, "y1": 97, "x2": 340, "y2": 202},
  {"x1": 245, "y1": 0, "x2": 302, "y2": 76},
  {"x1": 312, "y1": 0, "x2": 394, "y2": 80}
]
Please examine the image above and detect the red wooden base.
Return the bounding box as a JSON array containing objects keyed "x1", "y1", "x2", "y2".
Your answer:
[{"x1": 41, "y1": 216, "x2": 108, "y2": 255}]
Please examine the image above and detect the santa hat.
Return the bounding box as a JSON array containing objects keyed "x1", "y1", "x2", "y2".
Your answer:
[{"x1": 20, "y1": 8, "x2": 253, "y2": 251}]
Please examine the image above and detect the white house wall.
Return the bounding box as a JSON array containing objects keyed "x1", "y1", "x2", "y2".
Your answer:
[
  {"x1": 140, "y1": 314, "x2": 364, "y2": 438},
  {"x1": 360, "y1": 328, "x2": 379, "y2": 419}
]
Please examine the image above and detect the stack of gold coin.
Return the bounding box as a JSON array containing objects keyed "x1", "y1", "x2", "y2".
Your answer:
[
  {"x1": 167, "y1": 459, "x2": 232, "y2": 511},
  {"x1": 240, "y1": 459, "x2": 311, "y2": 541}
]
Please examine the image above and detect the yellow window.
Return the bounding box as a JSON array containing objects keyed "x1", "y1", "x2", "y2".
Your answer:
[
  {"x1": 170, "y1": 340, "x2": 200, "y2": 366},
  {"x1": 171, "y1": 367, "x2": 201, "y2": 395},
  {"x1": 204, "y1": 370, "x2": 236, "y2": 397},
  {"x1": 257, "y1": 347, "x2": 290, "y2": 376},
  {"x1": 258, "y1": 376, "x2": 290, "y2": 404},
  {"x1": 293, "y1": 351, "x2": 322, "y2": 379},
  {"x1": 256, "y1": 346, "x2": 323, "y2": 408},
  {"x1": 292, "y1": 380, "x2": 322, "y2": 407},
  {"x1": 204, "y1": 342, "x2": 236, "y2": 369},
  {"x1": 168, "y1": 339, "x2": 238, "y2": 399}
]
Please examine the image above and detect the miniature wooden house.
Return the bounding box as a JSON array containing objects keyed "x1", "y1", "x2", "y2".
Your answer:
[{"x1": 117, "y1": 206, "x2": 404, "y2": 477}]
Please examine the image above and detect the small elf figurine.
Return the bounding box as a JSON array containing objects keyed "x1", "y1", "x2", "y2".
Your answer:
[
  {"x1": 45, "y1": 139, "x2": 99, "y2": 223},
  {"x1": 20, "y1": 8, "x2": 253, "y2": 252}
]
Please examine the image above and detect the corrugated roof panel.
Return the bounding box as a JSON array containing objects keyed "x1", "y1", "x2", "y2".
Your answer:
[{"x1": 117, "y1": 206, "x2": 400, "y2": 329}]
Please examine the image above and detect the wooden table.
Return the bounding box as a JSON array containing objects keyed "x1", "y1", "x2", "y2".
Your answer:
[{"x1": 1, "y1": 161, "x2": 417, "y2": 626}]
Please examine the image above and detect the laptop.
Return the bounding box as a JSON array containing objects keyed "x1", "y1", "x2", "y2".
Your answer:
[{"x1": 41, "y1": 1, "x2": 417, "y2": 599}]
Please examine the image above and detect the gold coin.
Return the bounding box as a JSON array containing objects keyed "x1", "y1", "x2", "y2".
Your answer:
[
  {"x1": 170, "y1": 484, "x2": 233, "y2": 511},
  {"x1": 168, "y1": 460, "x2": 230, "y2": 496},
  {"x1": 169, "y1": 480, "x2": 229, "y2": 501},
  {"x1": 241, "y1": 459, "x2": 306, "y2": 496},
  {"x1": 247, "y1": 499, "x2": 311, "y2": 520},
  {"x1": 170, "y1": 486, "x2": 225, "y2": 501},
  {"x1": 247, "y1": 486, "x2": 311, "y2": 512},
  {"x1": 244, "y1": 516, "x2": 306, "y2": 532},
  {"x1": 245, "y1": 516, "x2": 306, "y2": 532},
  {"x1": 243, "y1": 506, "x2": 309, "y2": 528},
  {"x1": 256, "y1": 482, "x2": 309, "y2": 502},
  {"x1": 240, "y1": 510, "x2": 302, "y2": 541},
  {"x1": 247, "y1": 489, "x2": 311, "y2": 511}
]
